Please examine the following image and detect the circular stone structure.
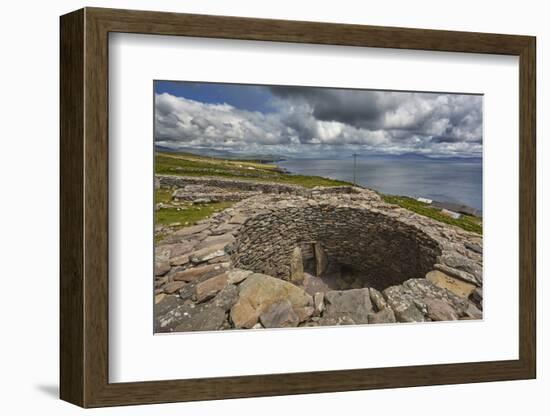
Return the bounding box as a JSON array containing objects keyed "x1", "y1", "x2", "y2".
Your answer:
[
  {"x1": 154, "y1": 177, "x2": 484, "y2": 332},
  {"x1": 232, "y1": 206, "x2": 442, "y2": 290}
]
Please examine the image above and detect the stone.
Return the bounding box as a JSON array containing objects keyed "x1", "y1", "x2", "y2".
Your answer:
[
  {"x1": 369, "y1": 287, "x2": 387, "y2": 311},
  {"x1": 189, "y1": 243, "x2": 228, "y2": 264},
  {"x1": 465, "y1": 242, "x2": 483, "y2": 254},
  {"x1": 226, "y1": 269, "x2": 253, "y2": 285},
  {"x1": 155, "y1": 275, "x2": 170, "y2": 288},
  {"x1": 290, "y1": 246, "x2": 304, "y2": 283},
  {"x1": 259, "y1": 300, "x2": 300, "y2": 328},
  {"x1": 172, "y1": 263, "x2": 228, "y2": 282},
  {"x1": 170, "y1": 254, "x2": 190, "y2": 266},
  {"x1": 294, "y1": 306, "x2": 315, "y2": 323},
  {"x1": 155, "y1": 175, "x2": 484, "y2": 333},
  {"x1": 213, "y1": 284, "x2": 239, "y2": 311},
  {"x1": 211, "y1": 223, "x2": 239, "y2": 236},
  {"x1": 178, "y1": 282, "x2": 198, "y2": 302},
  {"x1": 229, "y1": 214, "x2": 247, "y2": 224},
  {"x1": 439, "y1": 253, "x2": 482, "y2": 282},
  {"x1": 207, "y1": 255, "x2": 231, "y2": 264},
  {"x1": 396, "y1": 303, "x2": 426, "y2": 323},
  {"x1": 172, "y1": 223, "x2": 210, "y2": 237},
  {"x1": 383, "y1": 285, "x2": 426, "y2": 323},
  {"x1": 425, "y1": 270, "x2": 476, "y2": 298},
  {"x1": 434, "y1": 263, "x2": 479, "y2": 286},
  {"x1": 196, "y1": 233, "x2": 235, "y2": 250},
  {"x1": 163, "y1": 281, "x2": 186, "y2": 294},
  {"x1": 155, "y1": 295, "x2": 230, "y2": 333},
  {"x1": 302, "y1": 273, "x2": 331, "y2": 296},
  {"x1": 463, "y1": 302, "x2": 483, "y2": 319},
  {"x1": 165, "y1": 242, "x2": 195, "y2": 258},
  {"x1": 323, "y1": 289, "x2": 373, "y2": 324},
  {"x1": 172, "y1": 303, "x2": 227, "y2": 332},
  {"x1": 154, "y1": 294, "x2": 181, "y2": 318},
  {"x1": 470, "y1": 287, "x2": 483, "y2": 310},
  {"x1": 230, "y1": 299, "x2": 259, "y2": 329},
  {"x1": 155, "y1": 261, "x2": 171, "y2": 276},
  {"x1": 317, "y1": 315, "x2": 356, "y2": 326},
  {"x1": 368, "y1": 307, "x2": 397, "y2": 324},
  {"x1": 230, "y1": 273, "x2": 312, "y2": 328},
  {"x1": 313, "y1": 292, "x2": 325, "y2": 315},
  {"x1": 401, "y1": 278, "x2": 469, "y2": 318},
  {"x1": 350, "y1": 279, "x2": 363, "y2": 289},
  {"x1": 423, "y1": 298, "x2": 459, "y2": 321},
  {"x1": 195, "y1": 273, "x2": 230, "y2": 303},
  {"x1": 155, "y1": 246, "x2": 173, "y2": 261},
  {"x1": 314, "y1": 242, "x2": 328, "y2": 276}
]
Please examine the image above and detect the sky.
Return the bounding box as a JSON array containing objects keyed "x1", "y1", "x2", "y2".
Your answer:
[{"x1": 154, "y1": 81, "x2": 483, "y2": 159}]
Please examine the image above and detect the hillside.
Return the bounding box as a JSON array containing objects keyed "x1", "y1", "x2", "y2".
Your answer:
[
  {"x1": 155, "y1": 151, "x2": 352, "y2": 188},
  {"x1": 155, "y1": 151, "x2": 482, "y2": 236}
]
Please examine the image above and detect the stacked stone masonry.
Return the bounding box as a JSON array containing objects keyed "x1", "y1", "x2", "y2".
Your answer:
[{"x1": 155, "y1": 175, "x2": 483, "y2": 332}]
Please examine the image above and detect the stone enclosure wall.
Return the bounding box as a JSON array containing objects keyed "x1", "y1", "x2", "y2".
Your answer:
[
  {"x1": 157, "y1": 174, "x2": 357, "y2": 196},
  {"x1": 231, "y1": 205, "x2": 442, "y2": 289},
  {"x1": 154, "y1": 185, "x2": 483, "y2": 332}
]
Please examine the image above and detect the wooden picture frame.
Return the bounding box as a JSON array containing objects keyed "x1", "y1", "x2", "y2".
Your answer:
[{"x1": 60, "y1": 7, "x2": 536, "y2": 408}]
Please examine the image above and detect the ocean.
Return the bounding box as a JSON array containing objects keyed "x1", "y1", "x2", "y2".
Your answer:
[{"x1": 278, "y1": 157, "x2": 483, "y2": 211}]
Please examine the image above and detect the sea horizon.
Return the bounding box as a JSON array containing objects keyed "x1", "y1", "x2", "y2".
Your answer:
[{"x1": 278, "y1": 156, "x2": 483, "y2": 212}]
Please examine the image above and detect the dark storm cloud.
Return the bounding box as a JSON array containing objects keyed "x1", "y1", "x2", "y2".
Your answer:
[
  {"x1": 269, "y1": 86, "x2": 482, "y2": 143},
  {"x1": 154, "y1": 85, "x2": 483, "y2": 157},
  {"x1": 269, "y1": 86, "x2": 387, "y2": 127}
]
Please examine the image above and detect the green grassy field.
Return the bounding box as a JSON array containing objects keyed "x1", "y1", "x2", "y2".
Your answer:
[
  {"x1": 381, "y1": 195, "x2": 482, "y2": 235},
  {"x1": 155, "y1": 151, "x2": 482, "y2": 236},
  {"x1": 155, "y1": 151, "x2": 352, "y2": 188},
  {"x1": 156, "y1": 201, "x2": 234, "y2": 227}
]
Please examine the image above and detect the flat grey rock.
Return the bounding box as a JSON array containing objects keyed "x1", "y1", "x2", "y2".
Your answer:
[{"x1": 323, "y1": 288, "x2": 373, "y2": 324}]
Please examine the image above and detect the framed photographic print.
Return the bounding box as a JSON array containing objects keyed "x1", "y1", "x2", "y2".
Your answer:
[{"x1": 60, "y1": 7, "x2": 536, "y2": 407}]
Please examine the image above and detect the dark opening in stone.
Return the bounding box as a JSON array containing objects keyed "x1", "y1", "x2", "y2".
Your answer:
[{"x1": 231, "y1": 206, "x2": 442, "y2": 292}]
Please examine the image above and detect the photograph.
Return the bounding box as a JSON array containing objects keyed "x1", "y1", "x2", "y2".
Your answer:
[{"x1": 153, "y1": 81, "x2": 484, "y2": 333}]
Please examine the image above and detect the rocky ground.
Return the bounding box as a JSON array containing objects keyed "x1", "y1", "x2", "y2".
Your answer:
[{"x1": 154, "y1": 174, "x2": 483, "y2": 332}]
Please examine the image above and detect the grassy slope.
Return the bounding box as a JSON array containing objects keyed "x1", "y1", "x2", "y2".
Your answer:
[
  {"x1": 156, "y1": 152, "x2": 352, "y2": 188},
  {"x1": 155, "y1": 151, "x2": 352, "y2": 238},
  {"x1": 155, "y1": 151, "x2": 482, "y2": 236},
  {"x1": 382, "y1": 195, "x2": 482, "y2": 235},
  {"x1": 156, "y1": 202, "x2": 234, "y2": 227}
]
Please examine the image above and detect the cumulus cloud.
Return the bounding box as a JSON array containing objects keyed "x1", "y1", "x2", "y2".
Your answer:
[{"x1": 154, "y1": 86, "x2": 482, "y2": 158}]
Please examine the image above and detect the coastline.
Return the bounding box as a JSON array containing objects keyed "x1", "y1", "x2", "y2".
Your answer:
[{"x1": 277, "y1": 157, "x2": 483, "y2": 214}]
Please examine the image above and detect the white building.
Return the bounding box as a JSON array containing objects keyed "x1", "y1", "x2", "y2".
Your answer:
[{"x1": 417, "y1": 197, "x2": 433, "y2": 204}]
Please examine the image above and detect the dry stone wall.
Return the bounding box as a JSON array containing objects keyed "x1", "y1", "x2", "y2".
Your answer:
[
  {"x1": 232, "y1": 206, "x2": 441, "y2": 289},
  {"x1": 154, "y1": 179, "x2": 483, "y2": 332}
]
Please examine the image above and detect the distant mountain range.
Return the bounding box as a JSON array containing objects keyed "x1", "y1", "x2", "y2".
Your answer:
[
  {"x1": 155, "y1": 145, "x2": 481, "y2": 163},
  {"x1": 359, "y1": 152, "x2": 482, "y2": 162},
  {"x1": 154, "y1": 145, "x2": 286, "y2": 162}
]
